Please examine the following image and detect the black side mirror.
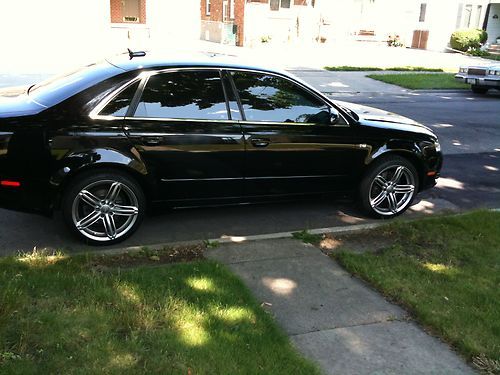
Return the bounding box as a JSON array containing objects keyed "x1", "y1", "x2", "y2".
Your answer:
[{"x1": 330, "y1": 108, "x2": 340, "y2": 125}]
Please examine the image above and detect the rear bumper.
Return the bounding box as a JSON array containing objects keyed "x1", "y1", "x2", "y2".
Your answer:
[{"x1": 0, "y1": 179, "x2": 54, "y2": 215}]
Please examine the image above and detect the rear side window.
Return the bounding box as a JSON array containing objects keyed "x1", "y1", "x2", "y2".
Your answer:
[
  {"x1": 230, "y1": 71, "x2": 330, "y2": 124},
  {"x1": 134, "y1": 70, "x2": 228, "y2": 120},
  {"x1": 99, "y1": 81, "x2": 140, "y2": 117}
]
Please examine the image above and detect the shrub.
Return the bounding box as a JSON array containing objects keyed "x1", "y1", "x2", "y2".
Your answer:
[{"x1": 450, "y1": 29, "x2": 488, "y2": 51}]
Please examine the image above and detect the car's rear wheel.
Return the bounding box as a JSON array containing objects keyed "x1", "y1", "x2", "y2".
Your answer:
[
  {"x1": 360, "y1": 156, "x2": 419, "y2": 218},
  {"x1": 62, "y1": 171, "x2": 145, "y2": 245},
  {"x1": 471, "y1": 85, "x2": 489, "y2": 94}
]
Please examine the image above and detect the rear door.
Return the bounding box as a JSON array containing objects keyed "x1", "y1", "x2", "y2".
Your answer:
[{"x1": 122, "y1": 69, "x2": 246, "y2": 202}]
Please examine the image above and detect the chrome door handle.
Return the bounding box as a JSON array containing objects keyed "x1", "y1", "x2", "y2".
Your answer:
[
  {"x1": 251, "y1": 138, "x2": 270, "y2": 148},
  {"x1": 141, "y1": 136, "x2": 163, "y2": 145}
]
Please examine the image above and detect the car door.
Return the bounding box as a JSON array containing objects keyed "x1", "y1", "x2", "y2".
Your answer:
[
  {"x1": 122, "y1": 69, "x2": 246, "y2": 202},
  {"x1": 228, "y1": 70, "x2": 369, "y2": 197}
]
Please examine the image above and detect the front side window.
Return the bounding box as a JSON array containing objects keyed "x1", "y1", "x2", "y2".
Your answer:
[
  {"x1": 134, "y1": 71, "x2": 228, "y2": 121},
  {"x1": 231, "y1": 71, "x2": 331, "y2": 124}
]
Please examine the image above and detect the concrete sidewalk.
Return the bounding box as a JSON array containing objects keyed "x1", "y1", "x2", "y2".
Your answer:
[{"x1": 207, "y1": 238, "x2": 473, "y2": 374}]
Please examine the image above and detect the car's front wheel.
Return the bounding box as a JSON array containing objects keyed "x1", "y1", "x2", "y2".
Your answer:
[
  {"x1": 471, "y1": 85, "x2": 489, "y2": 94},
  {"x1": 62, "y1": 171, "x2": 145, "y2": 245},
  {"x1": 360, "y1": 156, "x2": 419, "y2": 218}
]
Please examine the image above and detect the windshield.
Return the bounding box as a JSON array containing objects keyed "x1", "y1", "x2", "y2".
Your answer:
[{"x1": 28, "y1": 61, "x2": 123, "y2": 107}]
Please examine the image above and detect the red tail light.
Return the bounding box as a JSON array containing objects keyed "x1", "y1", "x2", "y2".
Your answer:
[{"x1": 0, "y1": 180, "x2": 21, "y2": 187}]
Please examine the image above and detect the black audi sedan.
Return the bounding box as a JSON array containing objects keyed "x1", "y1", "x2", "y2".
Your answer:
[{"x1": 0, "y1": 51, "x2": 442, "y2": 245}]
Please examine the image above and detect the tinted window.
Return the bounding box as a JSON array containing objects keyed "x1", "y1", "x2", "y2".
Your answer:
[
  {"x1": 231, "y1": 72, "x2": 330, "y2": 124},
  {"x1": 134, "y1": 71, "x2": 228, "y2": 120},
  {"x1": 99, "y1": 80, "x2": 140, "y2": 117}
]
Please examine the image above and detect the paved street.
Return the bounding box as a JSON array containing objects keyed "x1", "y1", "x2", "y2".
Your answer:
[{"x1": 0, "y1": 71, "x2": 499, "y2": 255}]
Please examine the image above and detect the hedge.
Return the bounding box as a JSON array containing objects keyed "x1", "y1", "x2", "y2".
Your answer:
[{"x1": 450, "y1": 29, "x2": 488, "y2": 52}]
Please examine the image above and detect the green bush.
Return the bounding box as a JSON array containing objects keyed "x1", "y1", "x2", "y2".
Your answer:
[{"x1": 450, "y1": 29, "x2": 488, "y2": 51}]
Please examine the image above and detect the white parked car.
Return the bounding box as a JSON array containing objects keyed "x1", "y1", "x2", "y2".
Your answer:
[{"x1": 455, "y1": 64, "x2": 500, "y2": 94}]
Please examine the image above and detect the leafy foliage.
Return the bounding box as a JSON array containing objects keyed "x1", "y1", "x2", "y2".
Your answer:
[{"x1": 450, "y1": 29, "x2": 488, "y2": 52}]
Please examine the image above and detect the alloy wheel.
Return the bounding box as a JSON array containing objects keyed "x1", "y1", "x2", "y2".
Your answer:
[
  {"x1": 369, "y1": 165, "x2": 416, "y2": 216},
  {"x1": 71, "y1": 180, "x2": 139, "y2": 242}
]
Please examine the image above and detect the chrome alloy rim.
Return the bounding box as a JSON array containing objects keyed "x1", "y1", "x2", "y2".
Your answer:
[
  {"x1": 369, "y1": 165, "x2": 416, "y2": 216},
  {"x1": 71, "y1": 180, "x2": 139, "y2": 242}
]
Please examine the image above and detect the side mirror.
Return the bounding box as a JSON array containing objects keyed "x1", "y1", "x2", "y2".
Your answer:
[{"x1": 329, "y1": 108, "x2": 340, "y2": 125}]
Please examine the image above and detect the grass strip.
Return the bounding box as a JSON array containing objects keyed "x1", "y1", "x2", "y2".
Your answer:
[
  {"x1": 324, "y1": 66, "x2": 444, "y2": 72},
  {"x1": 333, "y1": 211, "x2": 500, "y2": 372},
  {"x1": 367, "y1": 73, "x2": 470, "y2": 89}
]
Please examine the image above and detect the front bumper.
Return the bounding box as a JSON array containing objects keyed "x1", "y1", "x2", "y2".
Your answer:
[{"x1": 455, "y1": 74, "x2": 500, "y2": 88}]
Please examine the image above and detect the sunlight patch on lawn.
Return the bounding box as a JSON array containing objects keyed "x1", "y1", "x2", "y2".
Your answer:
[
  {"x1": 108, "y1": 353, "x2": 138, "y2": 370},
  {"x1": 186, "y1": 276, "x2": 216, "y2": 292},
  {"x1": 17, "y1": 249, "x2": 67, "y2": 267},
  {"x1": 422, "y1": 262, "x2": 456, "y2": 275},
  {"x1": 215, "y1": 306, "x2": 256, "y2": 324},
  {"x1": 115, "y1": 282, "x2": 142, "y2": 305}
]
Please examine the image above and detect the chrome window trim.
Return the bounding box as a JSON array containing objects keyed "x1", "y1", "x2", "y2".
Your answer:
[
  {"x1": 88, "y1": 73, "x2": 147, "y2": 120},
  {"x1": 89, "y1": 66, "x2": 350, "y2": 126},
  {"x1": 225, "y1": 67, "x2": 351, "y2": 126}
]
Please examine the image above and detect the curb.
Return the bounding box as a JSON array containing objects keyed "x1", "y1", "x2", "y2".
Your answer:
[
  {"x1": 85, "y1": 222, "x2": 384, "y2": 258},
  {"x1": 68, "y1": 208, "x2": 500, "y2": 258},
  {"x1": 215, "y1": 222, "x2": 383, "y2": 244}
]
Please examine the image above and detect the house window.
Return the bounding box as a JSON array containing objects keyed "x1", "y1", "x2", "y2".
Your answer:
[
  {"x1": 122, "y1": 0, "x2": 140, "y2": 22},
  {"x1": 455, "y1": 3, "x2": 463, "y2": 29},
  {"x1": 464, "y1": 4, "x2": 473, "y2": 27},
  {"x1": 270, "y1": 0, "x2": 291, "y2": 11},
  {"x1": 230, "y1": 0, "x2": 235, "y2": 19},
  {"x1": 223, "y1": 1, "x2": 229, "y2": 20},
  {"x1": 475, "y1": 5, "x2": 482, "y2": 28},
  {"x1": 419, "y1": 3, "x2": 427, "y2": 22},
  {"x1": 206, "y1": 0, "x2": 211, "y2": 16}
]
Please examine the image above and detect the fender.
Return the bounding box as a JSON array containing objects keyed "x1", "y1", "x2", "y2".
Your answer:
[
  {"x1": 369, "y1": 139, "x2": 424, "y2": 164},
  {"x1": 49, "y1": 147, "x2": 149, "y2": 188}
]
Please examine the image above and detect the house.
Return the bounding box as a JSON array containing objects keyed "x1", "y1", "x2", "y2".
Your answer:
[
  {"x1": 200, "y1": 0, "x2": 320, "y2": 46},
  {"x1": 200, "y1": 0, "x2": 500, "y2": 52},
  {"x1": 484, "y1": 1, "x2": 500, "y2": 52}
]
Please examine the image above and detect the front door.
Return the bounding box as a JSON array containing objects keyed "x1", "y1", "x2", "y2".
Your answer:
[{"x1": 228, "y1": 70, "x2": 368, "y2": 197}]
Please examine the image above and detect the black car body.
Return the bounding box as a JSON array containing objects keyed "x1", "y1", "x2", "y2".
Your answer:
[{"x1": 0, "y1": 52, "x2": 442, "y2": 244}]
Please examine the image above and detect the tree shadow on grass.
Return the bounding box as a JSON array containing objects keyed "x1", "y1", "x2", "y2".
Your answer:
[{"x1": 0, "y1": 253, "x2": 319, "y2": 374}]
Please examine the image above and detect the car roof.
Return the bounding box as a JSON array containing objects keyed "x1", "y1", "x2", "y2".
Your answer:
[{"x1": 106, "y1": 50, "x2": 289, "y2": 76}]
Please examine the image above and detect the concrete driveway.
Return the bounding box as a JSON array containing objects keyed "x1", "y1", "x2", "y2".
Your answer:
[{"x1": 0, "y1": 70, "x2": 499, "y2": 255}]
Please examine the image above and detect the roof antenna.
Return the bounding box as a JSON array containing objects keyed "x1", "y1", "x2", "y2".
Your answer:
[{"x1": 127, "y1": 48, "x2": 146, "y2": 60}]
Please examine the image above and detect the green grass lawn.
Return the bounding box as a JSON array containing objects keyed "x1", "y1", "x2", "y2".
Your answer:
[
  {"x1": 0, "y1": 248, "x2": 319, "y2": 374},
  {"x1": 324, "y1": 66, "x2": 444, "y2": 72},
  {"x1": 367, "y1": 73, "x2": 470, "y2": 90},
  {"x1": 333, "y1": 211, "x2": 500, "y2": 372}
]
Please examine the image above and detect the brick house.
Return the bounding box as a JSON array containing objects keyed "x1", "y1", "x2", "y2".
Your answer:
[{"x1": 200, "y1": 0, "x2": 319, "y2": 46}]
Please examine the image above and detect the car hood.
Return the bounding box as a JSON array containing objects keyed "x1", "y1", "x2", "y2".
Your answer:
[
  {"x1": 0, "y1": 86, "x2": 46, "y2": 118},
  {"x1": 335, "y1": 100, "x2": 436, "y2": 137}
]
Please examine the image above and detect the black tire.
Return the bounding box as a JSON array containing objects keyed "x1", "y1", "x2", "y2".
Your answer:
[
  {"x1": 62, "y1": 170, "x2": 146, "y2": 245},
  {"x1": 359, "y1": 156, "x2": 419, "y2": 219},
  {"x1": 471, "y1": 85, "x2": 489, "y2": 94}
]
